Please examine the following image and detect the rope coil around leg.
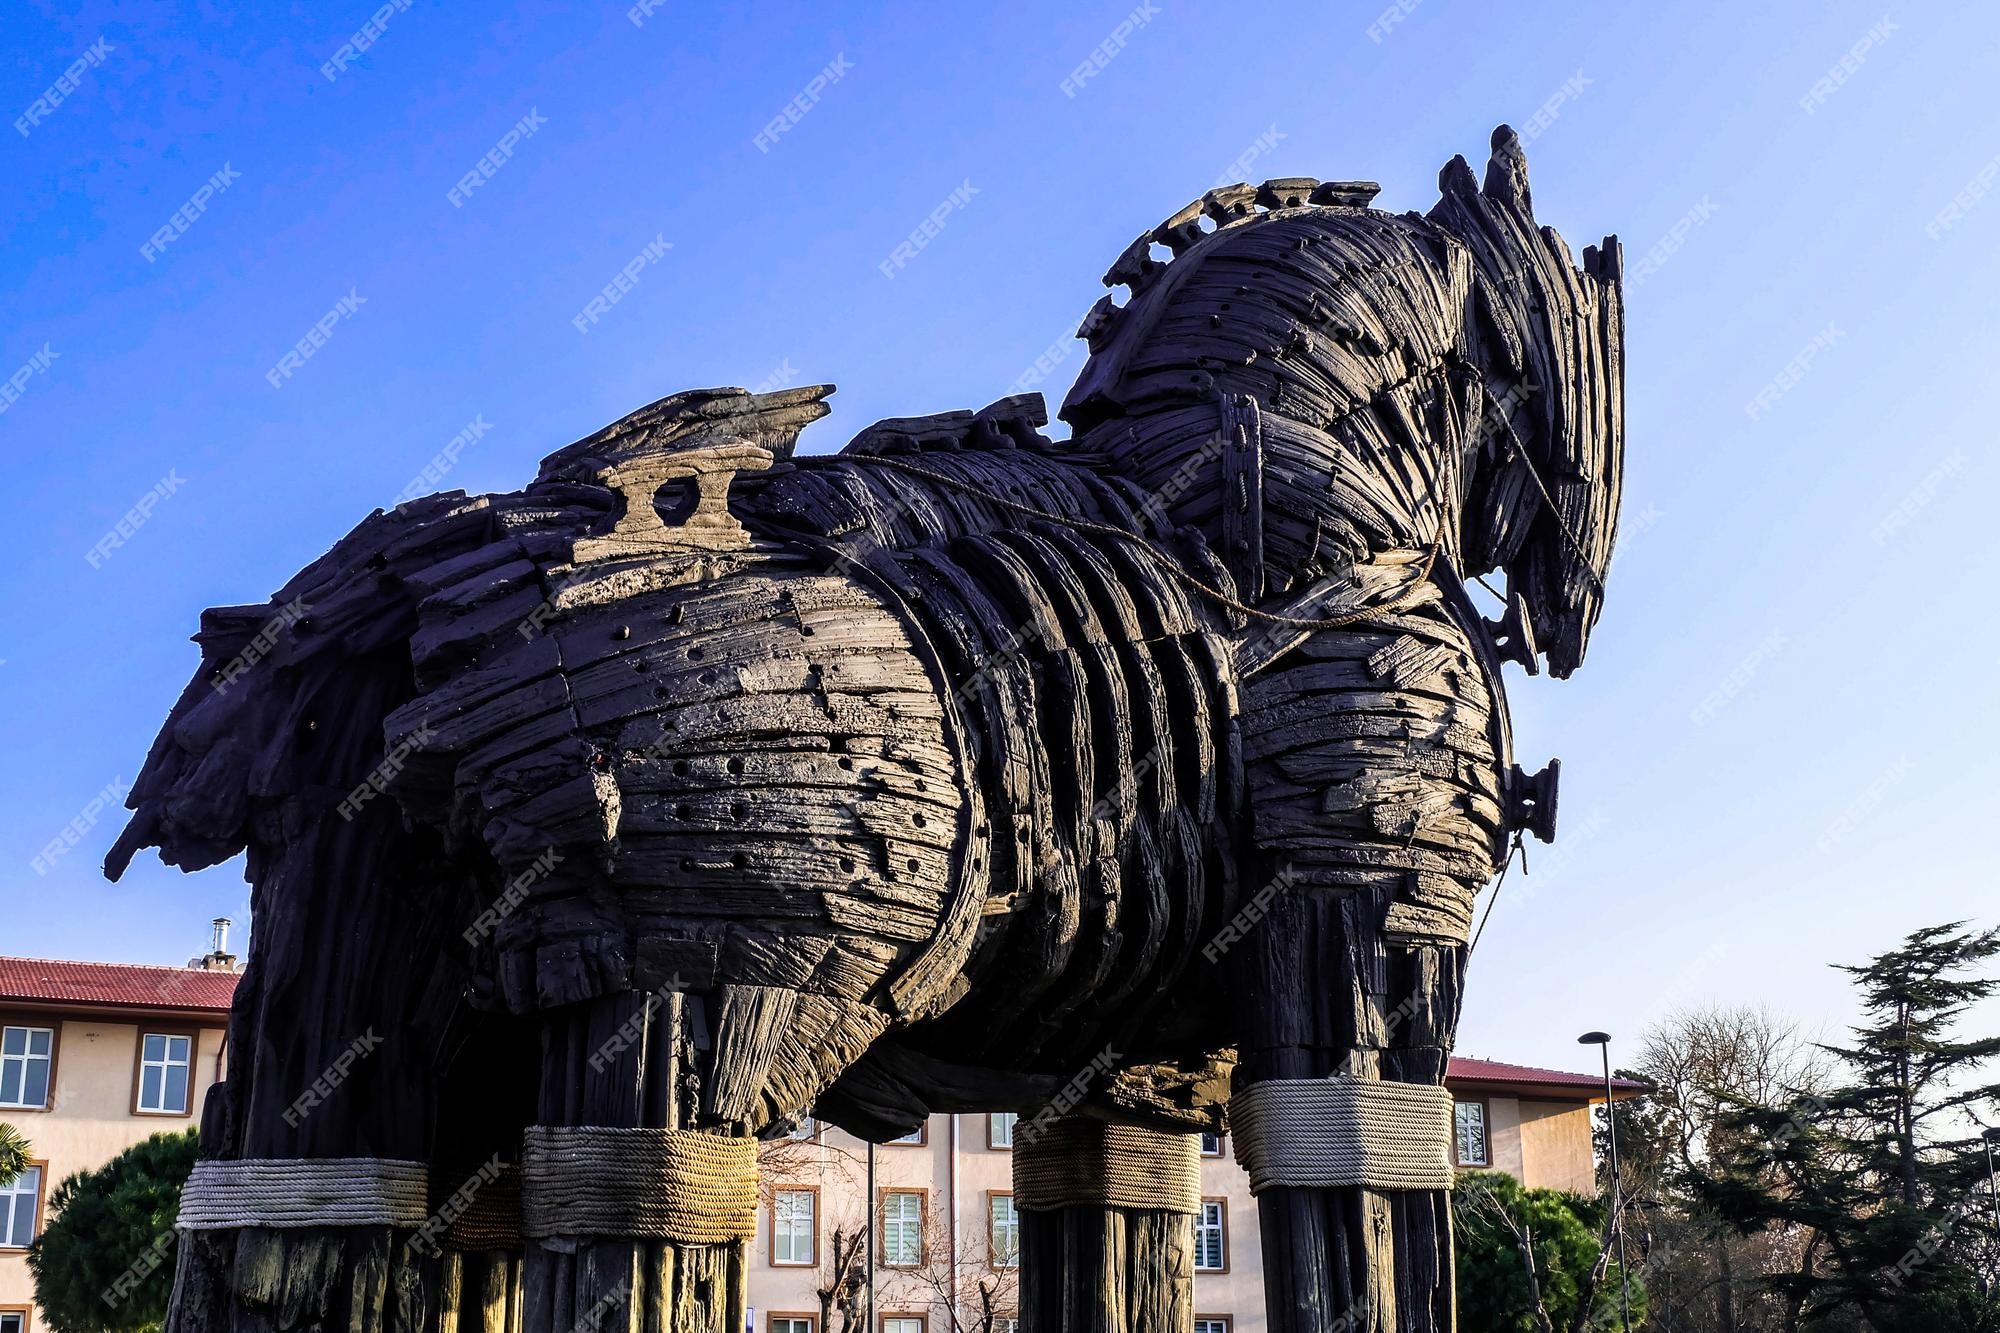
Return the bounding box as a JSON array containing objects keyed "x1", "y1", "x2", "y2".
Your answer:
[
  {"x1": 176, "y1": 1158, "x2": 431, "y2": 1230},
  {"x1": 1229, "y1": 1077, "x2": 1455, "y2": 1193},
  {"x1": 520, "y1": 1126, "x2": 758, "y2": 1244},
  {"x1": 428, "y1": 1162, "x2": 522, "y2": 1252},
  {"x1": 1012, "y1": 1119, "x2": 1201, "y2": 1214}
]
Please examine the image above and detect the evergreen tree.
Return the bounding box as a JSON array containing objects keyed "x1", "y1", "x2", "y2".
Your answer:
[
  {"x1": 1453, "y1": 1169, "x2": 1647, "y2": 1332},
  {"x1": 27, "y1": 1129, "x2": 199, "y2": 1333},
  {"x1": 1699, "y1": 923, "x2": 2000, "y2": 1331}
]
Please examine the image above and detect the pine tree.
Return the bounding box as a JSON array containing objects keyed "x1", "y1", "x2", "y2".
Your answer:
[
  {"x1": 27, "y1": 1128, "x2": 199, "y2": 1333},
  {"x1": 1699, "y1": 923, "x2": 2000, "y2": 1330}
]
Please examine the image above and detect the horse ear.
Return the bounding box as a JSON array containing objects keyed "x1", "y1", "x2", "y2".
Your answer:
[
  {"x1": 1437, "y1": 152, "x2": 1480, "y2": 202},
  {"x1": 1481, "y1": 124, "x2": 1533, "y2": 217}
]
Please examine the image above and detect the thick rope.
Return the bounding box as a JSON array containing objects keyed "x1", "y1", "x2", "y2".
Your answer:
[
  {"x1": 430, "y1": 1163, "x2": 522, "y2": 1252},
  {"x1": 176, "y1": 1158, "x2": 430, "y2": 1230},
  {"x1": 1012, "y1": 1119, "x2": 1201, "y2": 1214},
  {"x1": 1230, "y1": 1078, "x2": 1454, "y2": 1193},
  {"x1": 520, "y1": 1126, "x2": 757, "y2": 1244},
  {"x1": 862, "y1": 455, "x2": 1443, "y2": 631}
]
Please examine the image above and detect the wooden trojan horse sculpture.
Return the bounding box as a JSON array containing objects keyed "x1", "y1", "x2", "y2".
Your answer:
[{"x1": 110, "y1": 125, "x2": 1623, "y2": 1333}]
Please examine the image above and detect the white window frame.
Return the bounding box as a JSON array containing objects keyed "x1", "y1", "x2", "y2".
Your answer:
[
  {"x1": 0, "y1": 1310, "x2": 27, "y2": 1333},
  {"x1": 988, "y1": 1112, "x2": 1016, "y2": 1149},
  {"x1": 886, "y1": 1123, "x2": 925, "y2": 1146},
  {"x1": 787, "y1": 1114, "x2": 819, "y2": 1141},
  {"x1": 1194, "y1": 1198, "x2": 1227, "y2": 1272},
  {"x1": 770, "y1": 1315, "x2": 816, "y2": 1333},
  {"x1": 772, "y1": 1188, "x2": 817, "y2": 1267},
  {"x1": 881, "y1": 1318, "x2": 925, "y2": 1333},
  {"x1": 1199, "y1": 1131, "x2": 1224, "y2": 1157},
  {"x1": 0, "y1": 1025, "x2": 54, "y2": 1110},
  {"x1": 1454, "y1": 1099, "x2": 1490, "y2": 1167},
  {"x1": 880, "y1": 1191, "x2": 924, "y2": 1267},
  {"x1": 1194, "y1": 1319, "x2": 1232, "y2": 1333},
  {"x1": 137, "y1": 1031, "x2": 195, "y2": 1114},
  {"x1": 0, "y1": 1164, "x2": 42, "y2": 1249}
]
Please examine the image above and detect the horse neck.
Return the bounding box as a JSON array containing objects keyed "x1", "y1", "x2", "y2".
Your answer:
[
  {"x1": 1082, "y1": 356, "x2": 1475, "y2": 601},
  {"x1": 1067, "y1": 207, "x2": 1491, "y2": 589}
]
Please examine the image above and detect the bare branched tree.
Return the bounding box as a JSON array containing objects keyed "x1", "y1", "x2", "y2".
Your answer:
[
  {"x1": 817, "y1": 1218, "x2": 870, "y2": 1333},
  {"x1": 875, "y1": 1192, "x2": 1020, "y2": 1333},
  {"x1": 757, "y1": 1127, "x2": 873, "y2": 1332},
  {"x1": 1621, "y1": 1004, "x2": 1833, "y2": 1333}
]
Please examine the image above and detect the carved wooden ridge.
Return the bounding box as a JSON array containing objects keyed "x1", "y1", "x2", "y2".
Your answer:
[{"x1": 572, "y1": 438, "x2": 774, "y2": 561}]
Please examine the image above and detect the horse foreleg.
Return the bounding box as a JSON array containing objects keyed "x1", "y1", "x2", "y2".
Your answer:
[
  {"x1": 166, "y1": 813, "x2": 460, "y2": 1333},
  {"x1": 1226, "y1": 877, "x2": 1463, "y2": 1333},
  {"x1": 1014, "y1": 1118, "x2": 1200, "y2": 1333}
]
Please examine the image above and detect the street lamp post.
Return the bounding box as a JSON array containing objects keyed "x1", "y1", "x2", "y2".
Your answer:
[
  {"x1": 867, "y1": 1139, "x2": 878, "y2": 1331},
  {"x1": 1983, "y1": 1129, "x2": 2000, "y2": 1273},
  {"x1": 1579, "y1": 1031, "x2": 1632, "y2": 1333}
]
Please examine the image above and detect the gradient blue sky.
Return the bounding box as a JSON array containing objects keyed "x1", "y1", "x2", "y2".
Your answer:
[{"x1": 4, "y1": 1, "x2": 1995, "y2": 1077}]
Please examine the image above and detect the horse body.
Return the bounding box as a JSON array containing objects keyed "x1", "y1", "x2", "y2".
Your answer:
[{"x1": 111, "y1": 126, "x2": 1622, "y2": 1333}]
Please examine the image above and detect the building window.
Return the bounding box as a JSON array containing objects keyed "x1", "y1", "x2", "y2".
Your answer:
[
  {"x1": 1, "y1": 1164, "x2": 42, "y2": 1249},
  {"x1": 772, "y1": 1188, "x2": 818, "y2": 1266},
  {"x1": 770, "y1": 1316, "x2": 816, "y2": 1333},
  {"x1": 136, "y1": 1031, "x2": 194, "y2": 1115},
  {"x1": 989, "y1": 1192, "x2": 1019, "y2": 1269},
  {"x1": 992, "y1": 1320, "x2": 1018, "y2": 1333},
  {"x1": 1200, "y1": 1132, "x2": 1224, "y2": 1157},
  {"x1": 1194, "y1": 1199, "x2": 1227, "y2": 1272},
  {"x1": 0, "y1": 1026, "x2": 54, "y2": 1109},
  {"x1": 0, "y1": 1309, "x2": 27, "y2": 1333},
  {"x1": 1195, "y1": 1319, "x2": 1231, "y2": 1333},
  {"x1": 989, "y1": 1112, "x2": 1017, "y2": 1149},
  {"x1": 880, "y1": 1190, "x2": 924, "y2": 1267},
  {"x1": 1454, "y1": 1100, "x2": 1490, "y2": 1167},
  {"x1": 787, "y1": 1115, "x2": 819, "y2": 1141},
  {"x1": 885, "y1": 1122, "x2": 926, "y2": 1146},
  {"x1": 882, "y1": 1317, "x2": 925, "y2": 1333}
]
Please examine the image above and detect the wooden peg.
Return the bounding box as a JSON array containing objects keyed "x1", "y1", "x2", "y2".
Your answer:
[{"x1": 1506, "y1": 757, "x2": 1560, "y2": 843}]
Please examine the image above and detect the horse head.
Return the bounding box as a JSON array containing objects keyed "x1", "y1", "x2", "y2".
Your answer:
[
  {"x1": 1058, "y1": 125, "x2": 1623, "y2": 680},
  {"x1": 1431, "y1": 125, "x2": 1625, "y2": 679}
]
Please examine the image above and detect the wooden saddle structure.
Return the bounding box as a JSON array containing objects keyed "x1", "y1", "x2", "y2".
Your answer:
[{"x1": 111, "y1": 125, "x2": 1625, "y2": 1333}]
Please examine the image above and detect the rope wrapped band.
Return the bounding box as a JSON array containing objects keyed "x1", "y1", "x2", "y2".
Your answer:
[
  {"x1": 520, "y1": 1126, "x2": 757, "y2": 1244},
  {"x1": 1012, "y1": 1119, "x2": 1201, "y2": 1214},
  {"x1": 1230, "y1": 1078, "x2": 1454, "y2": 1193},
  {"x1": 428, "y1": 1162, "x2": 521, "y2": 1252},
  {"x1": 177, "y1": 1158, "x2": 430, "y2": 1230}
]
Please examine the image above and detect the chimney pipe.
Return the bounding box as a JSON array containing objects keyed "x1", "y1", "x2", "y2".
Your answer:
[{"x1": 193, "y1": 917, "x2": 238, "y2": 971}]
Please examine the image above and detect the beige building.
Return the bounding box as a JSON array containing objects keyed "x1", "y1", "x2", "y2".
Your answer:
[
  {"x1": 0, "y1": 944, "x2": 239, "y2": 1333},
  {"x1": 746, "y1": 1057, "x2": 1642, "y2": 1333}
]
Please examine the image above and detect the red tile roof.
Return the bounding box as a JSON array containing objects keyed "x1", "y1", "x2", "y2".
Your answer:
[
  {"x1": 1448, "y1": 1056, "x2": 1648, "y2": 1096},
  {"x1": 0, "y1": 956, "x2": 239, "y2": 1015}
]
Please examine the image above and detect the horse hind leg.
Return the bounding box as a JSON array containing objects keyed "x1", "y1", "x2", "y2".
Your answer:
[
  {"x1": 520, "y1": 991, "x2": 748, "y2": 1333},
  {"x1": 518, "y1": 983, "x2": 891, "y2": 1333}
]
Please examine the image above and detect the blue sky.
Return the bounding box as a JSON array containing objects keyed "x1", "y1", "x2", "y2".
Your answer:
[{"x1": 3, "y1": 0, "x2": 1995, "y2": 1078}]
